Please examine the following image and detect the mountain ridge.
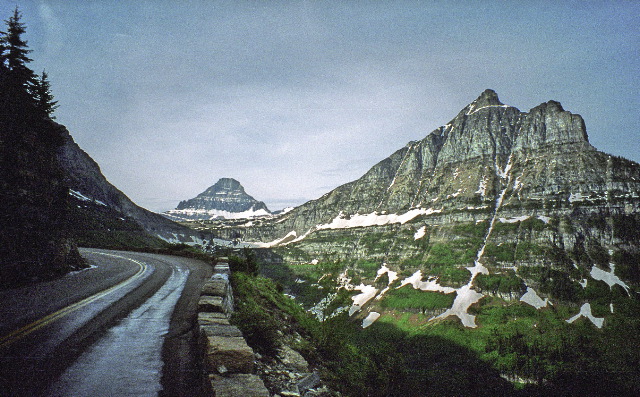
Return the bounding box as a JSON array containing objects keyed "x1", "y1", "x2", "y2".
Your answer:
[
  {"x1": 56, "y1": 123, "x2": 200, "y2": 246},
  {"x1": 214, "y1": 89, "x2": 626, "y2": 246}
]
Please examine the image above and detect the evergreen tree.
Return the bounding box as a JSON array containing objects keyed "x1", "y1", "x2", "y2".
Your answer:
[
  {"x1": 0, "y1": 7, "x2": 82, "y2": 288},
  {"x1": 31, "y1": 70, "x2": 58, "y2": 118},
  {"x1": 0, "y1": 7, "x2": 35, "y2": 89}
]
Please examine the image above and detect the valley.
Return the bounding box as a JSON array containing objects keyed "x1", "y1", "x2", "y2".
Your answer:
[{"x1": 174, "y1": 90, "x2": 640, "y2": 395}]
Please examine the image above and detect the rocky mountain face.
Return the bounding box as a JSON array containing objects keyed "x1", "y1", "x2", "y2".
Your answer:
[
  {"x1": 216, "y1": 90, "x2": 638, "y2": 242},
  {"x1": 164, "y1": 178, "x2": 271, "y2": 221},
  {"x1": 57, "y1": 125, "x2": 199, "y2": 247},
  {"x1": 206, "y1": 90, "x2": 639, "y2": 330}
]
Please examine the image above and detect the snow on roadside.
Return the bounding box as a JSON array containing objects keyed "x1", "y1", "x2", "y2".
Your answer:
[{"x1": 566, "y1": 303, "x2": 604, "y2": 328}]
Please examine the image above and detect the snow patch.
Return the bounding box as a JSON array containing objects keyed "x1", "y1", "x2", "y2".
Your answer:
[
  {"x1": 513, "y1": 175, "x2": 523, "y2": 190},
  {"x1": 566, "y1": 303, "x2": 604, "y2": 328},
  {"x1": 397, "y1": 270, "x2": 456, "y2": 294},
  {"x1": 499, "y1": 215, "x2": 530, "y2": 223},
  {"x1": 362, "y1": 312, "x2": 381, "y2": 328},
  {"x1": 466, "y1": 104, "x2": 513, "y2": 115},
  {"x1": 69, "y1": 189, "x2": 108, "y2": 207},
  {"x1": 475, "y1": 176, "x2": 488, "y2": 198},
  {"x1": 414, "y1": 226, "x2": 426, "y2": 240},
  {"x1": 348, "y1": 284, "x2": 379, "y2": 316},
  {"x1": 568, "y1": 192, "x2": 586, "y2": 203},
  {"x1": 590, "y1": 264, "x2": 630, "y2": 295},
  {"x1": 520, "y1": 287, "x2": 549, "y2": 309},
  {"x1": 316, "y1": 208, "x2": 441, "y2": 230},
  {"x1": 165, "y1": 207, "x2": 270, "y2": 220},
  {"x1": 253, "y1": 231, "x2": 298, "y2": 248},
  {"x1": 435, "y1": 285, "x2": 483, "y2": 328},
  {"x1": 375, "y1": 264, "x2": 399, "y2": 286},
  {"x1": 537, "y1": 215, "x2": 551, "y2": 224}
]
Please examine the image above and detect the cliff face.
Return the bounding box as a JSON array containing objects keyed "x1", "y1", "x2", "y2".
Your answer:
[
  {"x1": 57, "y1": 125, "x2": 199, "y2": 246},
  {"x1": 165, "y1": 178, "x2": 271, "y2": 221}
]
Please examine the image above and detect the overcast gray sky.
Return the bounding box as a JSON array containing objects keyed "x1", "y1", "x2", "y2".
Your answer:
[{"x1": 5, "y1": 1, "x2": 639, "y2": 211}]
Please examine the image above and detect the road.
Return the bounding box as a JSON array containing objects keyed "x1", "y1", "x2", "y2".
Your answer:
[{"x1": 0, "y1": 248, "x2": 212, "y2": 396}]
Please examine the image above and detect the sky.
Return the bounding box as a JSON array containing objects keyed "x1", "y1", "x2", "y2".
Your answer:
[{"x1": 3, "y1": 1, "x2": 638, "y2": 212}]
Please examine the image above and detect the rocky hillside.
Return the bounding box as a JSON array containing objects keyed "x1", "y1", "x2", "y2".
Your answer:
[
  {"x1": 205, "y1": 89, "x2": 639, "y2": 329},
  {"x1": 57, "y1": 125, "x2": 201, "y2": 247},
  {"x1": 164, "y1": 178, "x2": 271, "y2": 221}
]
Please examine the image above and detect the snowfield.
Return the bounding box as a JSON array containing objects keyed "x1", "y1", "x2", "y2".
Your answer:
[
  {"x1": 165, "y1": 207, "x2": 270, "y2": 220},
  {"x1": 316, "y1": 208, "x2": 442, "y2": 230}
]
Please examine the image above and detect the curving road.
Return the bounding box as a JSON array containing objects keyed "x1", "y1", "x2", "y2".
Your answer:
[{"x1": 0, "y1": 248, "x2": 212, "y2": 396}]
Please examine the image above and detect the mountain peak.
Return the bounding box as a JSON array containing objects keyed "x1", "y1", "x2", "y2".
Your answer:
[
  {"x1": 167, "y1": 178, "x2": 271, "y2": 220},
  {"x1": 203, "y1": 178, "x2": 245, "y2": 196},
  {"x1": 462, "y1": 89, "x2": 509, "y2": 116},
  {"x1": 473, "y1": 89, "x2": 503, "y2": 107}
]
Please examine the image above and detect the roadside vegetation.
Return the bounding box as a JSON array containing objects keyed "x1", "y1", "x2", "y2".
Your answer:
[{"x1": 232, "y1": 252, "x2": 640, "y2": 396}]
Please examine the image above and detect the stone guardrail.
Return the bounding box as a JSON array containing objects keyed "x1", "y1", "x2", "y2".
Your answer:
[{"x1": 197, "y1": 258, "x2": 270, "y2": 397}]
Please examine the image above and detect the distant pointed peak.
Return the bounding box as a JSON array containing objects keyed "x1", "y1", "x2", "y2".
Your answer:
[{"x1": 199, "y1": 178, "x2": 246, "y2": 197}]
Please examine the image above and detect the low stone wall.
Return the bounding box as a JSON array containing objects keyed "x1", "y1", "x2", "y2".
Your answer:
[{"x1": 198, "y1": 259, "x2": 270, "y2": 397}]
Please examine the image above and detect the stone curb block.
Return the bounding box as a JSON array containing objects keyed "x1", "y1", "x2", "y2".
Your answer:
[
  {"x1": 203, "y1": 335, "x2": 255, "y2": 374},
  {"x1": 207, "y1": 374, "x2": 269, "y2": 397}
]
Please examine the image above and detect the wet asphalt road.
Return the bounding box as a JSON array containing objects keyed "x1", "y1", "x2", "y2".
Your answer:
[{"x1": 0, "y1": 249, "x2": 211, "y2": 396}]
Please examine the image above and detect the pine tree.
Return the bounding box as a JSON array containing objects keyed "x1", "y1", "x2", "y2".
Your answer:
[
  {"x1": 0, "y1": 7, "x2": 35, "y2": 90},
  {"x1": 31, "y1": 70, "x2": 58, "y2": 118},
  {"x1": 0, "y1": 7, "x2": 82, "y2": 287}
]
